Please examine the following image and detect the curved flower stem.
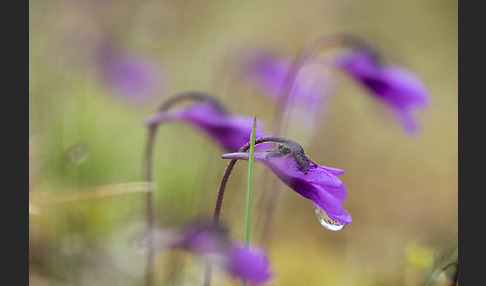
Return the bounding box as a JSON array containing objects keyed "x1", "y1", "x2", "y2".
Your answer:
[
  {"x1": 204, "y1": 136, "x2": 288, "y2": 286},
  {"x1": 259, "y1": 32, "x2": 366, "y2": 247},
  {"x1": 212, "y1": 159, "x2": 239, "y2": 225},
  {"x1": 273, "y1": 33, "x2": 365, "y2": 135},
  {"x1": 156, "y1": 91, "x2": 227, "y2": 115},
  {"x1": 271, "y1": 50, "x2": 308, "y2": 134},
  {"x1": 143, "y1": 91, "x2": 221, "y2": 286},
  {"x1": 212, "y1": 136, "x2": 290, "y2": 225},
  {"x1": 257, "y1": 47, "x2": 310, "y2": 249}
]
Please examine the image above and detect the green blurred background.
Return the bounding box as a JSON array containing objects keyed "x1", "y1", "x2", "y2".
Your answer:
[{"x1": 29, "y1": 0, "x2": 457, "y2": 285}]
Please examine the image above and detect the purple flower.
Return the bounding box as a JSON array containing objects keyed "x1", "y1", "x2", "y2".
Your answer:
[
  {"x1": 226, "y1": 244, "x2": 272, "y2": 284},
  {"x1": 334, "y1": 48, "x2": 429, "y2": 133},
  {"x1": 97, "y1": 44, "x2": 167, "y2": 105},
  {"x1": 243, "y1": 51, "x2": 334, "y2": 127},
  {"x1": 150, "y1": 223, "x2": 272, "y2": 284},
  {"x1": 222, "y1": 138, "x2": 351, "y2": 230},
  {"x1": 244, "y1": 51, "x2": 290, "y2": 100},
  {"x1": 145, "y1": 100, "x2": 268, "y2": 152},
  {"x1": 178, "y1": 223, "x2": 230, "y2": 255}
]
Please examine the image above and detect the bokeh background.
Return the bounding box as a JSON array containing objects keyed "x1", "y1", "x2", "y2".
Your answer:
[{"x1": 29, "y1": 0, "x2": 457, "y2": 285}]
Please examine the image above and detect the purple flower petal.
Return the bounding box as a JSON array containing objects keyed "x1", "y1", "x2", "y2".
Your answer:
[
  {"x1": 180, "y1": 224, "x2": 229, "y2": 256},
  {"x1": 226, "y1": 245, "x2": 273, "y2": 284},
  {"x1": 222, "y1": 150, "x2": 351, "y2": 228},
  {"x1": 145, "y1": 101, "x2": 268, "y2": 152},
  {"x1": 152, "y1": 223, "x2": 273, "y2": 283},
  {"x1": 245, "y1": 51, "x2": 290, "y2": 100},
  {"x1": 335, "y1": 48, "x2": 429, "y2": 134},
  {"x1": 244, "y1": 51, "x2": 333, "y2": 129}
]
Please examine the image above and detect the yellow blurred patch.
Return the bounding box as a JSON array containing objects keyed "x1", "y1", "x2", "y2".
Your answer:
[{"x1": 405, "y1": 243, "x2": 434, "y2": 269}]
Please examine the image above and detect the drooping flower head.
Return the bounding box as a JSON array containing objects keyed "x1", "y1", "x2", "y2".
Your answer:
[
  {"x1": 148, "y1": 222, "x2": 272, "y2": 284},
  {"x1": 97, "y1": 42, "x2": 167, "y2": 105},
  {"x1": 244, "y1": 51, "x2": 333, "y2": 102},
  {"x1": 334, "y1": 44, "x2": 429, "y2": 134},
  {"x1": 243, "y1": 51, "x2": 290, "y2": 100},
  {"x1": 222, "y1": 136, "x2": 351, "y2": 230},
  {"x1": 242, "y1": 50, "x2": 334, "y2": 131},
  {"x1": 226, "y1": 244, "x2": 272, "y2": 284},
  {"x1": 145, "y1": 92, "x2": 268, "y2": 152}
]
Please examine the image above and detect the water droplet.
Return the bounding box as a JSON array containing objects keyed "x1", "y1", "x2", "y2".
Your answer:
[
  {"x1": 314, "y1": 204, "x2": 345, "y2": 231},
  {"x1": 66, "y1": 143, "x2": 88, "y2": 164}
]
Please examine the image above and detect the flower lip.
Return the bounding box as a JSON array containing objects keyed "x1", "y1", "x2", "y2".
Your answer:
[
  {"x1": 222, "y1": 137, "x2": 352, "y2": 228},
  {"x1": 334, "y1": 46, "x2": 429, "y2": 134},
  {"x1": 143, "y1": 93, "x2": 269, "y2": 152}
]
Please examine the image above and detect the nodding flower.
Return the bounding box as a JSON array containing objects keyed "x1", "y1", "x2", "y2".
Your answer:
[
  {"x1": 148, "y1": 222, "x2": 273, "y2": 284},
  {"x1": 144, "y1": 92, "x2": 268, "y2": 152},
  {"x1": 222, "y1": 136, "x2": 351, "y2": 231},
  {"x1": 243, "y1": 51, "x2": 289, "y2": 100},
  {"x1": 97, "y1": 42, "x2": 167, "y2": 105},
  {"x1": 334, "y1": 46, "x2": 429, "y2": 134},
  {"x1": 243, "y1": 51, "x2": 334, "y2": 125}
]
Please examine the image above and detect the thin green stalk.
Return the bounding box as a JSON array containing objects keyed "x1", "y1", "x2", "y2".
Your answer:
[
  {"x1": 207, "y1": 135, "x2": 287, "y2": 286},
  {"x1": 241, "y1": 117, "x2": 257, "y2": 286},
  {"x1": 244, "y1": 117, "x2": 257, "y2": 244}
]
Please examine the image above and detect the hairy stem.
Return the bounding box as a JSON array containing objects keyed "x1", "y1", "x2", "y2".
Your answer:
[
  {"x1": 156, "y1": 91, "x2": 228, "y2": 117},
  {"x1": 204, "y1": 136, "x2": 287, "y2": 286},
  {"x1": 143, "y1": 91, "x2": 221, "y2": 286},
  {"x1": 212, "y1": 159, "x2": 238, "y2": 225},
  {"x1": 213, "y1": 136, "x2": 290, "y2": 224}
]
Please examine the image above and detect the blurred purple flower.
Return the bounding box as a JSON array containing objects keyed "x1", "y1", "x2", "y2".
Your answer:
[
  {"x1": 227, "y1": 244, "x2": 272, "y2": 284},
  {"x1": 178, "y1": 223, "x2": 230, "y2": 255},
  {"x1": 222, "y1": 139, "x2": 351, "y2": 230},
  {"x1": 150, "y1": 223, "x2": 272, "y2": 284},
  {"x1": 244, "y1": 51, "x2": 289, "y2": 100},
  {"x1": 243, "y1": 51, "x2": 333, "y2": 126},
  {"x1": 334, "y1": 48, "x2": 429, "y2": 133},
  {"x1": 144, "y1": 100, "x2": 268, "y2": 152},
  {"x1": 97, "y1": 44, "x2": 167, "y2": 105}
]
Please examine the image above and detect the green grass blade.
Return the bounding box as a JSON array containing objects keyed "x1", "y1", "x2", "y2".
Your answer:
[
  {"x1": 244, "y1": 117, "x2": 257, "y2": 245},
  {"x1": 241, "y1": 117, "x2": 257, "y2": 286}
]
